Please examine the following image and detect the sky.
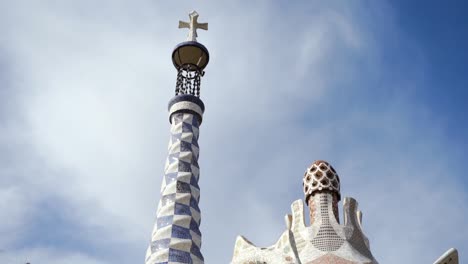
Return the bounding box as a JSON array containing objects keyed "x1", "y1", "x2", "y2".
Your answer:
[{"x1": 0, "y1": 1, "x2": 467, "y2": 263}]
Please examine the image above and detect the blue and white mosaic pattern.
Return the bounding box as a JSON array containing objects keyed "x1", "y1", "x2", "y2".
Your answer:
[{"x1": 146, "y1": 112, "x2": 203, "y2": 264}]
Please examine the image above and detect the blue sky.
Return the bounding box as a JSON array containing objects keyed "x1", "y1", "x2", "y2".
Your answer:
[
  {"x1": 0, "y1": 1, "x2": 467, "y2": 263},
  {"x1": 393, "y1": 0, "x2": 468, "y2": 164}
]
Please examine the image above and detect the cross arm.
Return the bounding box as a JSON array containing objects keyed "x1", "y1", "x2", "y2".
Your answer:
[
  {"x1": 196, "y1": 22, "x2": 208, "y2": 30},
  {"x1": 178, "y1": 21, "x2": 190, "y2": 29}
]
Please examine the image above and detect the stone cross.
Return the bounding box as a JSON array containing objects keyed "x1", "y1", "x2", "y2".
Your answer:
[{"x1": 178, "y1": 11, "x2": 208, "y2": 42}]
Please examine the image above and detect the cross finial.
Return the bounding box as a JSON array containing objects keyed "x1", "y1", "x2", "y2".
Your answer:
[{"x1": 178, "y1": 11, "x2": 208, "y2": 42}]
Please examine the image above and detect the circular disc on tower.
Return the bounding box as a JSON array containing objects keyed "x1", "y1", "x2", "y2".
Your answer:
[{"x1": 172, "y1": 41, "x2": 209, "y2": 71}]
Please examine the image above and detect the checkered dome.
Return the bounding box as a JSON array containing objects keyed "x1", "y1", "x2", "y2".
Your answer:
[
  {"x1": 303, "y1": 160, "x2": 341, "y2": 202},
  {"x1": 146, "y1": 112, "x2": 204, "y2": 264}
]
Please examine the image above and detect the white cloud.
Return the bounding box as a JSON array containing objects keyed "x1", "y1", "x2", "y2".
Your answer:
[
  {"x1": 0, "y1": 1, "x2": 465, "y2": 263},
  {"x1": 0, "y1": 247, "x2": 107, "y2": 264}
]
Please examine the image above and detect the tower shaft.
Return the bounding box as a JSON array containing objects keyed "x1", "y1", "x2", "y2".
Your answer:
[{"x1": 146, "y1": 107, "x2": 204, "y2": 264}]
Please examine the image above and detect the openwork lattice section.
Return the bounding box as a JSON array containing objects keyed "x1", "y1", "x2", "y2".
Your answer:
[
  {"x1": 311, "y1": 194, "x2": 345, "y2": 252},
  {"x1": 175, "y1": 65, "x2": 203, "y2": 97}
]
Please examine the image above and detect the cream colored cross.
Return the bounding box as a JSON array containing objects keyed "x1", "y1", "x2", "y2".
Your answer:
[{"x1": 178, "y1": 11, "x2": 208, "y2": 42}]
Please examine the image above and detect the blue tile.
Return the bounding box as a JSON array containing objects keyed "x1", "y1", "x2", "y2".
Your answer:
[
  {"x1": 171, "y1": 225, "x2": 191, "y2": 239},
  {"x1": 190, "y1": 243, "x2": 204, "y2": 260},
  {"x1": 182, "y1": 122, "x2": 193, "y2": 133},
  {"x1": 191, "y1": 137, "x2": 199, "y2": 148},
  {"x1": 176, "y1": 181, "x2": 192, "y2": 193},
  {"x1": 168, "y1": 248, "x2": 191, "y2": 262},
  {"x1": 178, "y1": 160, "x2": 192, "y2": 172},
  {"x1": 189, "y1": 218, "x2": 201, "y2": 236},
  {"x1": 191, "y1": 116, "x2": 199, "y2": 127},
  {"x1": 189, "y1": 196, "x2": 200, "y2": 212},
  {"x1": 174, "y1": 203, "x2": 192, "y2": 216},
  {"x1": 190, "y1": 158, "x2": 199, "y2": 168},
  {"x1": 180, "y1": 141, "x2": 193, "y2": 152},
  {"x1": 189, "y1": 175, "x2": 199, "y2": 189}
]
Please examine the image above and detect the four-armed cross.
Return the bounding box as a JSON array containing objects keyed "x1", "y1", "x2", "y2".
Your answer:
[{"x1": 179, "y1": 11, "x2": 208, "y2": 42}]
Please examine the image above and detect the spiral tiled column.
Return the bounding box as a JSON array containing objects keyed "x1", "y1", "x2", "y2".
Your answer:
[{"x1": 145, "y1": 95, "x2": 205, "y2": 264}]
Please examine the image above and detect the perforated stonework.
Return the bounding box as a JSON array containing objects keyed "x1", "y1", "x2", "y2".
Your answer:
[{"x1": 310, "y1": 194, "x2": 344, "y2": 252}]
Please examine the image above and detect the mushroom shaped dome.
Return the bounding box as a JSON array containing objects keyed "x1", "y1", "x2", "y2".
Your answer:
[{"x1": 303, "y1": 160, "x2": 341, "y2": 202}]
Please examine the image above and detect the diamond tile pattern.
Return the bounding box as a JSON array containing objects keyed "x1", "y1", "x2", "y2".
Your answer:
[{"x1": 146, "y1": 113, "x2": 204, "y2": 264}]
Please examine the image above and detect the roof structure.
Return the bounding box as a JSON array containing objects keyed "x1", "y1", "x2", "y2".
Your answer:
[
  {"x1": 231, "y1": 161, "x2": 460, "y2": 264},
  {"x1": 231, "y1": 161, "x2": 378, "y2": 264}
]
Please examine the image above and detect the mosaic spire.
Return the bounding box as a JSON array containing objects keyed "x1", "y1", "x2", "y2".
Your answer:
[{"x1": 145, "y1": 11, "x2": 209, "y2": 264}]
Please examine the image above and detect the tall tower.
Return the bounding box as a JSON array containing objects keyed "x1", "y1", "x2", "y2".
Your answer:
[{"x1": 145, "y1": 11, "x2": 209, "y2": 264}]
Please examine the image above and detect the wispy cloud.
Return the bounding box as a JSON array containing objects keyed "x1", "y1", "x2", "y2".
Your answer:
[{"x1": 0, "y1": 1, "x2": 465, "y2": 263}]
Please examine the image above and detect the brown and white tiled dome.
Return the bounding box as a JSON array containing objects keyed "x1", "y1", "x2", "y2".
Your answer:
[{"x1": 303, "y1": 160, "x2": 341, "y2": 202}]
